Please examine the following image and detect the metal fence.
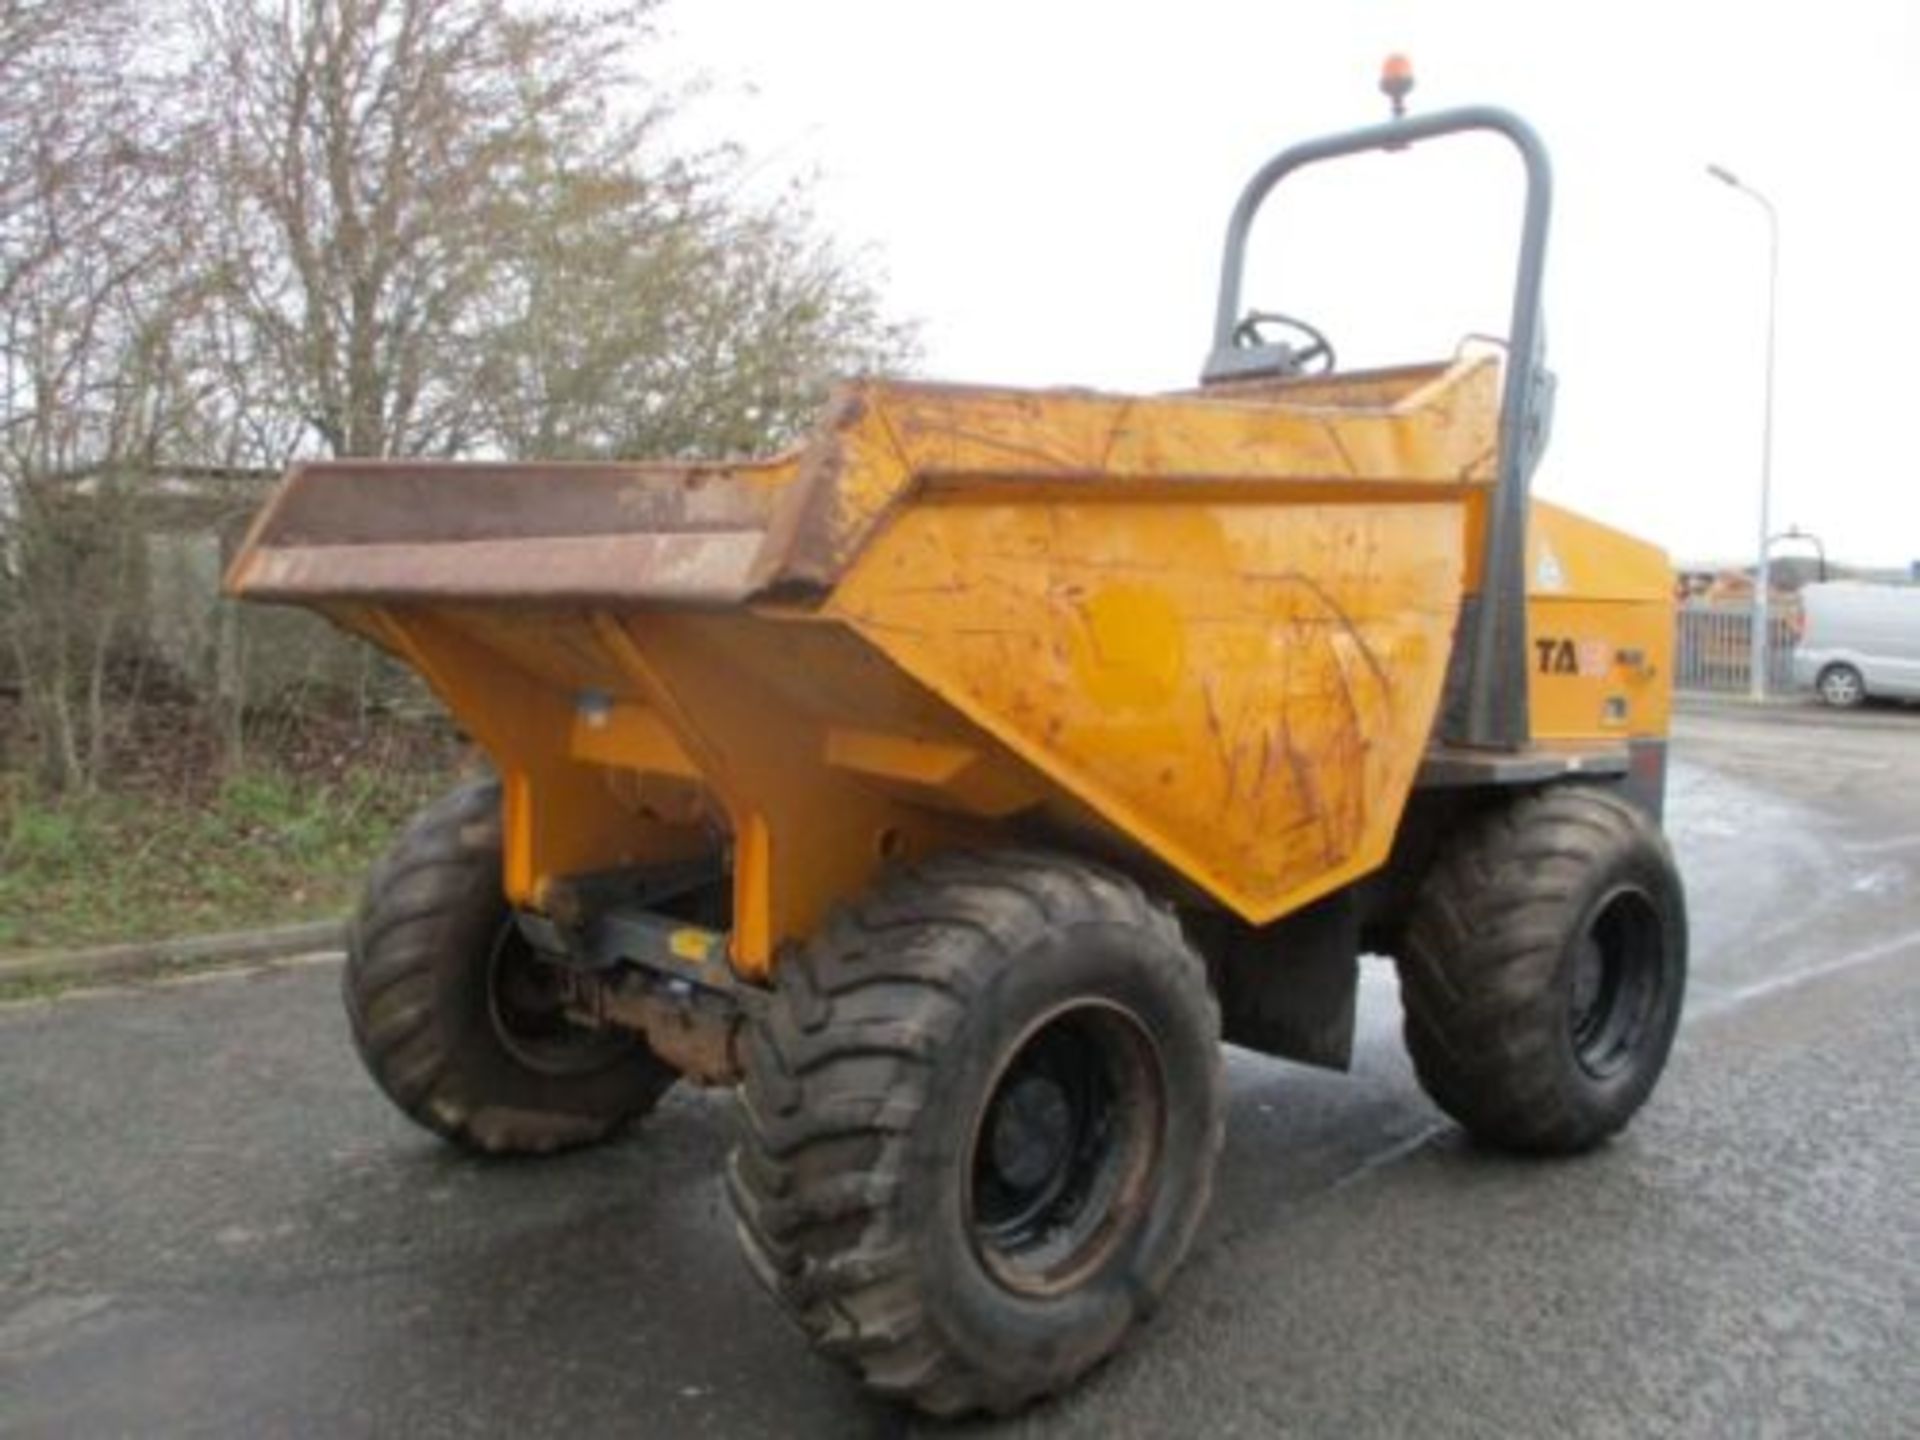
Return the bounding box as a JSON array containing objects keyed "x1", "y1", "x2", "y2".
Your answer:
[{"x1": 1674, "y1": 602, "x2": 1799, "y2": 694}]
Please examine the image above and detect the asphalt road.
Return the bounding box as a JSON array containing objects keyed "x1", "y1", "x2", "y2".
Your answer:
[{"x1": 3, "y1": 703, "x2": 1916, "y2": 1438}]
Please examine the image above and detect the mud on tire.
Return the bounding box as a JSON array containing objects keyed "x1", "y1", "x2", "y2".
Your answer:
[
  {"x1": 727, "y1": 850, "x2": 1224, "y2": 1417},
  {"x1": 1395, "y1": 785, "x2": 1687, "y2": 1155},
  {"x1": 343, "y1": 780, "x2": 675, "y2": 1155}
]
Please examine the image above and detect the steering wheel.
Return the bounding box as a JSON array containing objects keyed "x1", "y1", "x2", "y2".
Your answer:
[{"x1": 1230, "y1": 310, "x2": 1337, "y2": 376}]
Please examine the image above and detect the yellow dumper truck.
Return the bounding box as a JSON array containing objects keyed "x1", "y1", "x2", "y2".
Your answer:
[{"x1": 230, "y1": 92, "x2": 1686, "y2": 1415}]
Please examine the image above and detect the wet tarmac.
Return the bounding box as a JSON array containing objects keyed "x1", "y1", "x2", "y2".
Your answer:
[{"x1": 2, "y1": 703, "x2": 1915, "y2": 1437}]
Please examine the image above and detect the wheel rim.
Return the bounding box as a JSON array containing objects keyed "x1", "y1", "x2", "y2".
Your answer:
[
  {"x1": 1822, "y1": 668, "x2": 1861, "y2": 705},
  {"x1": 966, "y1": 1000, "x2": 1165, "y2": 1296},
  {"x1": 1567, "y1": 887, "x2": 1666, "y2": 1080},
  {"x1": 485, "y1": 924, "x2": 631, "y2": 1077}
]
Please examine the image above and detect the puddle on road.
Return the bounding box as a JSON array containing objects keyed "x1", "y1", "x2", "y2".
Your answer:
[{"x1": 1666, "y1": 758, "x2": 1867, "y2": 999}]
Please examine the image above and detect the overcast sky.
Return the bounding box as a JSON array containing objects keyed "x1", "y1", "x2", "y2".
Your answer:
[{"x1": 657, "y1": 0, "x2": 1919, "y2": 571}]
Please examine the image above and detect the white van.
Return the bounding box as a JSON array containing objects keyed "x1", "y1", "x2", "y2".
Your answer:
[{"x1": 1792, "y1": 581, "x2": 1920, "y2": 706}]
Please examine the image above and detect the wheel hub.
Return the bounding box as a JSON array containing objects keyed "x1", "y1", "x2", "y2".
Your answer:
[
  {"x1": 1567, "y1": 888, "x2": 1664, "y2": 1080},
  {"x1": 988, "y1": 1072, "x2": 1077, "y2": 1193},
  {"x1": 485, "y1": 925, "x2": 631, "y2": 1078},
  {"x1": 967, "y1": 1002, "x2": 1165, "y2": 1296},
  {"x1": 1569, "y1": 937, "x2": 1607, "y2": 1035}
]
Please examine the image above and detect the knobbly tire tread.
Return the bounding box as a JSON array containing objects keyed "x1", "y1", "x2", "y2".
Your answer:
[
  {"x1": 728, "y1": 849, "x2": 1224, "y2": 1417},
  {"x1": 343, "y1": 780, "x2": 674, "y2": 1156},
  {"x1": 1395, "y1": 785, "x2": 1687, "y2": 1155}
]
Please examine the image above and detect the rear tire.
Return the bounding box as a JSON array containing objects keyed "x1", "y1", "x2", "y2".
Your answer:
[
  {"x1": 344, "y1": 780, "x2": 676, "y2": 1155},
  {"x1": 1817, "y1": 662, "x2": 1866, "y2": 709},
  {"x1": 1394, "y1": 786, "x2": 1687, "y2": 1155},
  {"x1": 728, "y1": 851, "x2": 1223, "y2": 1417}
]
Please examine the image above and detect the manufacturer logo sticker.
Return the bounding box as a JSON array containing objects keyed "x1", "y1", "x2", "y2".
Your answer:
[{"x1": 1535, "y1": 541, "x2": 1567, "y2": 592}]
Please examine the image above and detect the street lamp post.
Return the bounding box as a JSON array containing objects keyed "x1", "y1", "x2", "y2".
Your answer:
[
  {"x1": 1706, "y1": 163, "x2": 1779, "y2": 700},
  {"x1": 1770, "y1": 525, "x2": 1826, "y2": 584}
]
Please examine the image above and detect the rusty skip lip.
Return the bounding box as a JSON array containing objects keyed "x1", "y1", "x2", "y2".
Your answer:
[
  {"x1": 224, "y1": 451, "x2": 798, "y2": 606},
  {"x1": 228, "y1": 530, "x2": 767, "y2": 606}
]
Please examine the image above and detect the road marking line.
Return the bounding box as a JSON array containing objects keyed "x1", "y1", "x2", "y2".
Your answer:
[
  {"x1": 1327, "y1": 1120, "x2": 1452, "y2": 1191},
  {"x1": 1314, "y1": 926, "x2": 1920, "y2": 1186},
  {"x1": 1841, "y1": 833, "x2": 1920, "y2": 855},
  {"x1": 1687, "y1": 925, "x2": 1920, "y2": 1020}
]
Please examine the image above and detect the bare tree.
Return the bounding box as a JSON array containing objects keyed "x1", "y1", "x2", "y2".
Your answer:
[
  {"x1": 194, "y1": 0, "x2": 653, "y2": 458},
  {"x1": 196, "y1": 0, "x2": 911, "y2": 465},
  {"x1": 0, "y1": 0, "x2": 207, "y2": 791},
  {"x1": 472, "y1": 153, "x2": 912, "y2": 462}
]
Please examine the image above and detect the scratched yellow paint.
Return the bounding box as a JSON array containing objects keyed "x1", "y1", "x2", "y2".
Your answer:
[
  {"x1": 1073, "y1": 584, "x2": 1186, "y2": 710},
  {"x1": 829, "y1": 497, "x2": 1466, "y2": 924},
  {"x1": 789, "y1": 358, "x2": 1500, "y2": 585}
]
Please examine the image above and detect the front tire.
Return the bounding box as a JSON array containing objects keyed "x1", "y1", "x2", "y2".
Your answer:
[
  {"x1": 344, "y1": 780, "x2": 676, "y2": 1155},
  {"x1": 1395, "y1": 786, "x2": 1687, "y2": 1155},
  {"x1": 728, "y1": 851, "x2": 1223, "y2": 1417}
]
